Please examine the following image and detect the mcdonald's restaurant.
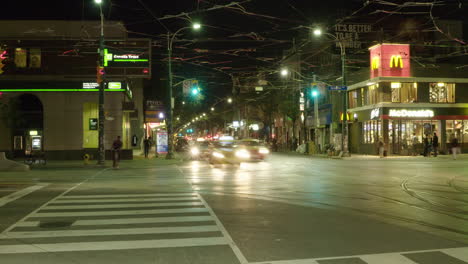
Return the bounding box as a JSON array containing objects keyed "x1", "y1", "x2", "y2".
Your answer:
[{"x1": 345, "y1": 43, "x2": 468, "y2": 155}]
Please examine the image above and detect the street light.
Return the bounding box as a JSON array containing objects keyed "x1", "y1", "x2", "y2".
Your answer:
[
  {"x1": 211, "y1": 107, "x2": 215, "y2": 111},
  {"x1": 166, "y1": 23, "x2": 202, "y2": 159},
  {"x1": 313, "y1": 27, "x2": 348, "y2": 156},
  {"x1": 94, "y1": 0, "x2": 105, "y2": 165},
  {"x1": 227, "y1": 97, "x2": 233, "y2": 104},
  {"x1": 280, "y1": 68, "x2": 289, "y2": 77}
]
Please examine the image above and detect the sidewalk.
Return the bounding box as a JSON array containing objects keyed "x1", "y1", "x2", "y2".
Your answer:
[{"x1": 274, "y1": 151, "x2": 468, "y2": 161}]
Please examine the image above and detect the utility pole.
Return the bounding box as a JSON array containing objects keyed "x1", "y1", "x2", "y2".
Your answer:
[
  {"x1": 97, "y1": 0, "x2": 105, "y2": 165},
  {"x1": 313, "y1": 75, "x2": 320, "y2": 153}
]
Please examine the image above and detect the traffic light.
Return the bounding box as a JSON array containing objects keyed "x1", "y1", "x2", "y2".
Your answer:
[
  {"x1": 96, "y1": 66, "x2": 105, "y2": 84},
  {"x1": 191, "y1": 87, "x2": 199, "y2": 96},
  {"x1": 0, "y1": 50, "x2": 8, "y2": 75},
  {"x1": 311, "y1": 89, "x2": 319, "y2": 97}
]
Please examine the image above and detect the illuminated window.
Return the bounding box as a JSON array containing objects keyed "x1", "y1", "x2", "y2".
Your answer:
[
  {"x1": 392, "y1": 82, "x2": 417, "y2": 103},
  {"x1": 14, "y1": 48, "x2": 27, "y2": 68},
  {"x1": 363, "y1": 120, "x2": 381, "y2": 144},
  {"x1": 348, "y1": 90, "x2": 358, "y2": 108},
  {"x1": 368, "y1": 84, "x2": 379, "y2": 104},
  {"x1": 430, "y1": 83, "x2": 455, "y2": 103}
]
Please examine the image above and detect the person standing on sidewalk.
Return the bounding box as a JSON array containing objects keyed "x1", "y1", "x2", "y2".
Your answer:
[
  {"x1": 411, "y1": 133, "x2": 419, "y2": 156},
  {"x1": 112, "y1": 136, "x2": 123, "y2": 168},
  {"x1": 451, "y1": 136, "x2": 460, "y2": 160},
  {"x1": 143, "y1": 137, "x2": 153, "y2": 158},
  {"x1": 378, "y1": 138, "x2": 385, "y2": 158},
  {"x1": 432, "y1": 132, "x2": 439, "y2": 157},
  {"x1": 423, "y1": 135, "x2": 430, "y2": 157}
]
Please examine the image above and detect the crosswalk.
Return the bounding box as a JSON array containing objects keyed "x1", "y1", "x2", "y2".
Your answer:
[{"x1": 0, "y1": 192, "x2": 235, "y2": 255}]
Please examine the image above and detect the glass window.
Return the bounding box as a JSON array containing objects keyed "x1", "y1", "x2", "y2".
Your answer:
[
  {"x1": 361, "y1": 87, "x2": 366, "y2": 106},
  {"x1": 391, "y1": 82, "x2": 417, "y2": 103},
  {"x1": 368, "y1": 84, "x2": 378, "y2": 104},
  {"x1": 348, "y1": 91, "x2": 358, "y2": 108},
  {"x1": 363, "y1": 120, "x2": 381, "y2": 144},
  {"x1": 429, "y1": 83, "x2": 455, "y2": 103}
]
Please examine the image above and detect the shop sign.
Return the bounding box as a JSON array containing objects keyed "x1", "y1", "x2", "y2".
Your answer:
[
  {"x1": 108, "y1": 82, "x2": 122, "y2": 89},
  {"x1": 370, "y1": 108, "x2": 380, "y2": 120},
  {"x1": 104, "y1": 48, "x2": 149, "y2": 68},
  {"x1": 89, "y1": 118, "x2": 98, "y2": 130},
  {"x1": 389, "y1": 109, "x2": 434, "y2": 118}
]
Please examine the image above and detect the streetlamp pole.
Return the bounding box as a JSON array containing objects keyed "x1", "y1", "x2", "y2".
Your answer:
[
  {"x1": 96, "y1": 0, "x2": 105, "y2": 165},
  {"x1": 166, "y1": 24, "x2": 201, "y2": 159},
  {"x1": 313, "y1": 28, "x2": 348, "y2": 156}
]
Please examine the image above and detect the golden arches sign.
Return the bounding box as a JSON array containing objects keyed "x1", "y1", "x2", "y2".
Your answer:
[
  {"x1": 389, "y1": 55, "x2": 403, "y2": 68},
  {"x1": 371, "y1": 57, "x2": 379, "y2": 70}
]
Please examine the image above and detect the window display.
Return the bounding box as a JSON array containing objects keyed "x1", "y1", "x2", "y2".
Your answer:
[{"x1": 429, "y1": 83, "x2": 455, "y2": 103}]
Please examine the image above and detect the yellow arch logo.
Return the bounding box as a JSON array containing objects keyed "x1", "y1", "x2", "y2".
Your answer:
[
  {"x1": 390, "y1": 55, "x2": 403, "y2": 68},
  {"x1": 371, "y1": 57, "x2": 379, "y2": 70}
]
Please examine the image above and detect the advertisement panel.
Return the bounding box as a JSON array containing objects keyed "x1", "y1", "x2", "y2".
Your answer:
[{"x1": 157, "y1": 131, "x2": 168, "y2": 154}]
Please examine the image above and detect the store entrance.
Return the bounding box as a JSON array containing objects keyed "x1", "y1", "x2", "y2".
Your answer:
[{"x1": 389, "y1": 120, "x2": 439, "y2": 155}]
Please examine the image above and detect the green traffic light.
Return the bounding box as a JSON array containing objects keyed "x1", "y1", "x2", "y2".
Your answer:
[
  {"x1": 191, "y1": 88, "x2": 199, "y2": 95},
  {"x1": 311, "y1": 90, "x2": 319, "y2": 97}
]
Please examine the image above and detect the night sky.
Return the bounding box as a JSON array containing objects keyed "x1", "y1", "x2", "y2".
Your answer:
[{"x1": 3, "y1": 0, "x2": 467, "y2": 103}]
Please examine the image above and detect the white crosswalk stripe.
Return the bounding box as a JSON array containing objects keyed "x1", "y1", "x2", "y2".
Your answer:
[{"x1": 0, "y1": 192, "x2": 228, "y2": 254}]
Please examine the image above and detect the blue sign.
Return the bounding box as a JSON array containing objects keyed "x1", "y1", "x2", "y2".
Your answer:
[{"x1": 328, "y1": 85, "x2": 347, "y2": 91}]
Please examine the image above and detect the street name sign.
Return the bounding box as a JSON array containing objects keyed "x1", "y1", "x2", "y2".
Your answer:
[{"x1": 328, "y1": 85, "x2": 347, "y2": 91}]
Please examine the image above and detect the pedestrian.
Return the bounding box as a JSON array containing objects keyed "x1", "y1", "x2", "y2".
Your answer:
[
  {"x1": 423, "y1": 135, "x2": 430, "y2": 157},
  {"x1": 112, "y1": 136, "x2": 123, "y2": 168},
  {"x1": 292, "y1": 137, "x2": 298, "y2": 152},
  {"x1": 432, "y1": 132, "x2": 439, "y2": 157},
  {"x1": 451, "y1": 136, "x2": 460, "y2": 160},
  {"x1": 378, "y1": 138, "x2": 385, "y2": 158},
  {"x1": 143, "y1": 136, "x2": 153, "y2": 158},
  {"x1": 412, "y1": 133, "x2": 419, "y2": 156}
]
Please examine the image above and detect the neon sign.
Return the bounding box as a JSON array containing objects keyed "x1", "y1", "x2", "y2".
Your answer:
[
  {"x1": 103, "y1": 49, "x2": 149, "y2": 67},
  {"x1": 370, "y1": 108, "x2": 380, "y2": 119},
  {"x1": 371, "y1": 57, "x2": 379, "y2": 70},
  {"x1": 389, "y1": 55, "x2": 403, "y2": 68},
  {"x1": 389, "y1": 109, "x2": 434, "y2": 118}
]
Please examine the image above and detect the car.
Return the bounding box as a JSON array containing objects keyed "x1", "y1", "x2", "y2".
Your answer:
[
  {"x1": 189, "y1": 140, "x2": 212, "y2": 160},
  {"x1": 237, "y1": 139, "x2": 270, "y2": 161},
  {"x1": 208, "y1": 140, "x2": 243, "y2": 165}
]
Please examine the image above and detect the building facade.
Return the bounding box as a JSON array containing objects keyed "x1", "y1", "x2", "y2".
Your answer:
[
  {"x1": 0, "y1": 21, "x2": 149, "y2": 159},
  {"x1": 347, "y1": 44, "x2": 468, "y2": 155}
]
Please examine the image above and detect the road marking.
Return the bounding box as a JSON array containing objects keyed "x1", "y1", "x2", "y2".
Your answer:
[
  {"x1": 360, "y1": 253, "x2": 417, "y2": 263},
  {"x1": 34, "y1": 207, "x2": 209, "y2": 217},
  {"x1": 45, "y1": 201, "x2": 203, "y2": 209},
  {"x1": 1, "y1": 225, "x2": 219, "y2": 239},
  {"x1": 16, "y1": 215, "x2": 214, "y2": 227},
  {"x1": 0, "y1": 184, "x2": 49, "y2": 207},
  {"x1": 62, "y1": 193, "x2": 196, "y2": 199},
  {"x1": 197, "y1": 193, "x2": 249, "y2": 264},
  {"x1": 249, "y1": 247, "x2": 468, "y2": 264},
  {"x1": 0, "y1": 237, "x2": 228, "y2": 254},
  {"x1": 442, "y1": 247, "x2": 468, "y2": 262},
  {"x1": 50, "y1": 196, "x2": 199, "y2": 203}
]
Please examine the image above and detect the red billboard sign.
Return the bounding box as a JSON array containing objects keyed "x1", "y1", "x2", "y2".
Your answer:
[{"x1": 369, "y1": 44, "x2": 410, "y2": 78}]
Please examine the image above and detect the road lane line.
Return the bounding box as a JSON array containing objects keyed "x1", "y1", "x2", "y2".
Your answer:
[
  {"x1": 0, "y1": 184, "x2": 49, "y2": 207},
  {"x1": 61, "y1": 193, "x2": 196, "y2": 198},
  {"x1": 1, "y1": 225, "x2": 219, "y2": 239},
  {"x1": 197, "y1": 193, "x2": 249, "y2": 264},
  {"x1": 0, "y1": 237, "x2": 228, "y2": 254},
  {"x1": 44, "y1": 201, "x2": 203, "y2": 209},
  {"x1": 34, "y1": 207, "x2": 209, "y2": 217},
  {"x1": 442, "y1": 247, "x2": 468, "y2": 262},
  {"x1": 51, "y1": 197, "x2": 199, "y2": 203},
  {"x1": 16, "y1": 215, "x2": 215, "y2": 227}
]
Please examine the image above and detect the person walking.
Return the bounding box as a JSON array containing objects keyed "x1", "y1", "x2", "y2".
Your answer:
[
  {"x1": 378, "y1": 138, "x2": 385, "y2": 158},
  {"x1": 451, "y1": 136, "x2": 460, "y2": 160},
  {"x1": 432, "y1": 132, "x2": 439, "y2": 157},
  {"x1": 143, "y1": 137, "x2": 153, "y2": 158},
  {"x1": 112, "y1": 136, "x2": 123, "y2": 168}
]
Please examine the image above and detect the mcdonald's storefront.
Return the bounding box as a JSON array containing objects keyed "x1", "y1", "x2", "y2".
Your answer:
[{"x1": 346, "y1": 77, "x2": 468, "y2": 155}]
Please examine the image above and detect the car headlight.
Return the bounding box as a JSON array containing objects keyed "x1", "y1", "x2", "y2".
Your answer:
[
  {"x1": 191, "y1": 147, "x2": 200, "y2": 155},
  {"x1": 235, "y1": 149, "x2": 251, "y2": 159},
  {"x1": 212, "y1": 152, "x2": 225, "y2": 158},
  {"x1": 259, "y1": 148, "x2": 270, "y2": 154}
]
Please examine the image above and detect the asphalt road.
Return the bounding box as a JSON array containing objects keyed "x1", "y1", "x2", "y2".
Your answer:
[{"x1": 0, "y1": 154, "x2": 467, "y2": 264}]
